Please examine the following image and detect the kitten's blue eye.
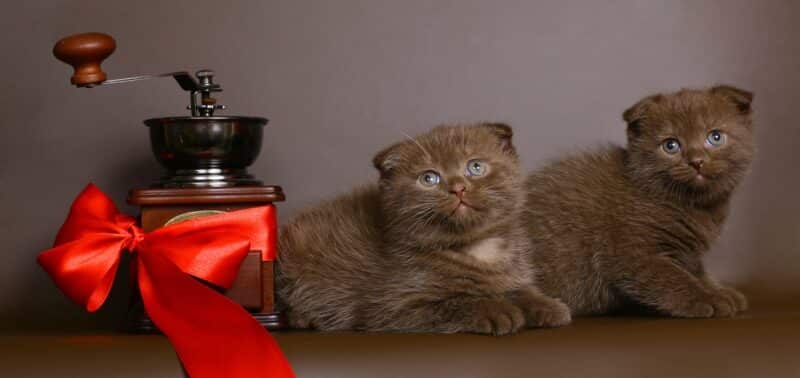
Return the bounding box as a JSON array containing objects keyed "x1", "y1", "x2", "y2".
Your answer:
[
  {"x1": 418, "y1": 171, "x2": 441, "y2": 187},
  {"x1": 706, "y1": 130, "x2": 726, "y2": 147},
  {"x1": 466, "y1": 159, "x2": 486, "y2": 176},
  {"x1": 661, "y1": 138, "x2": 681, "y2": 155}
]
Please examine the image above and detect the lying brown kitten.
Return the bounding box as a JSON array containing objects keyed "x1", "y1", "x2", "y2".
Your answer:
[
  {"x1": 277, "y1": 123, "x2": 570, "y2": 335},
  {"x1": 525, "y1": 85, "x2": 754, "y2": 317}
]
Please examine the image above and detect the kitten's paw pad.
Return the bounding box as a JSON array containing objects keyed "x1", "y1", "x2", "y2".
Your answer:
[
  {"x1": 525, "y1": 299, "x2": 572, "y2": 328},
  {"x1": 472, "y1": 300, "x2": 526, "y2": 336}
]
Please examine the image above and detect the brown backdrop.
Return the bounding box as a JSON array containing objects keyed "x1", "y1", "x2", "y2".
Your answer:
[{"x1": 2, "y1": 0, "x2": 798, "y2": 332}]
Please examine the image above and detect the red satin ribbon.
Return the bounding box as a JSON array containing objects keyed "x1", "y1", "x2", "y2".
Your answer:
[{"x1": 38, "y1": 184, "x2": 295, "y2": 378}]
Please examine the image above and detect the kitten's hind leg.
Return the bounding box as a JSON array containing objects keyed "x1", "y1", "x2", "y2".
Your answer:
[
  {"x1": 598, "y1": 251, "x2": 736, "y2": 318},
  {"x1": 286, "y1": 309, "x2": 315, "y2": 329},
  {"x1": 508, "y1": 287, "x2": 572, "y2": 327}
]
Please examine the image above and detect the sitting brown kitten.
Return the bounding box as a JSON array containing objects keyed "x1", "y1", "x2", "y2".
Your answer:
[
  {"x1": 524, "y1": 85, "x2": 754, "y2": 318},
  {"x1": 277, "y1": 123, "x2": 570, "y2": 335}
]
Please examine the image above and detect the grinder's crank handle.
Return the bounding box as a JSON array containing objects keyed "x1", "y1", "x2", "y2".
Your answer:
[{"x1": 52, "y1": 32, "x2": 202, "y2": 91}]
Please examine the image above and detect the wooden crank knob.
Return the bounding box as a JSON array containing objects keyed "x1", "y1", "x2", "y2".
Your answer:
[{"x1": 53, "y1": 32, "x2": 116, "y2": 87}]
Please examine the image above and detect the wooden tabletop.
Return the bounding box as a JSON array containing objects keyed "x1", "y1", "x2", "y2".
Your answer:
[{"x1": 4, "y1": 303, "x2": 799, "y2": 378}]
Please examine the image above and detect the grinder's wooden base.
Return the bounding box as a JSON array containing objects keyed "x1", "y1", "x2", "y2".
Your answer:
[{"x1": 127, "y1": 185, "x2": 288, "y2": 331}]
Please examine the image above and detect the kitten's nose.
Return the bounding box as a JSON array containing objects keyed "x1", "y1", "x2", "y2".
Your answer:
[
  {"x1": 449, "y1": 183, "x2": 466, "y2": 198},
  {"x1": 689, "y1": 158, "x2": 705, "y2": 171}
]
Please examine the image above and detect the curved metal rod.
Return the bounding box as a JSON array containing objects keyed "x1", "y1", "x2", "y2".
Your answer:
[{"x1": 90, "y1": 71, "x2": 200, "y2": 91}]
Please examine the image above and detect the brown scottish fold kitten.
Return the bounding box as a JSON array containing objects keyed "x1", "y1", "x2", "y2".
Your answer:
[
  {"x1": 525, "y1": 85, "x2": 755, "y2": 318},
  {"x1": 277, "y1": 123, "x2": 570, "y2": 335}
]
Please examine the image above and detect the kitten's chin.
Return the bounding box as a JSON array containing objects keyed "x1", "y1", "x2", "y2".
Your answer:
[
  {"x1": 667, "y1": 173, "x2": 735, "y2": 204},
  {"x1": 685, "y1": 171, "x2": 729, "y2": 192},
  {"x1": 443, "y1": 200, "x2": 485, "y2": 227},
  {"x1": 690, "y1": 173, "x2": 711, "y2": 187},
  {"x1": 670, "y1": 169, "x2": 714, "y2": 189},
  {"x1": 450, "y1": 202, "x2": 473, "y2": 216}
]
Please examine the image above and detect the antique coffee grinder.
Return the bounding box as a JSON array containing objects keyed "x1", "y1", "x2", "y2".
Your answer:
[{"x1": 53, "y1": 32, "x2": 286, "y2": 330}]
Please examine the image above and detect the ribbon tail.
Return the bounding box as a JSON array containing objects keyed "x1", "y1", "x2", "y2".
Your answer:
[{"x1": 136, "y1": 249, "x2": 295, "y2": 378}]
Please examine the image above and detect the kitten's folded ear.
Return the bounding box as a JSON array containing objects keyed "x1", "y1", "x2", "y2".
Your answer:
[
  {"x1": 711, "y1": 85, "x2": 754, "y2": 115},
  {"x1": 373, "y1": 143, "x2": 402, "y2": 176},
  {"x1": 480, "y1": 122, "x2": 515, "y2": 153},
  {"x1": 622, "y1": 94, "x2": 663, "y2": 138}
]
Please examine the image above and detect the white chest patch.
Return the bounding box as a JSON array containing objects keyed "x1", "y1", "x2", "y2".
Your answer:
[{"x1": 464, "y1": 237, "x2": 507, "y2": 264}]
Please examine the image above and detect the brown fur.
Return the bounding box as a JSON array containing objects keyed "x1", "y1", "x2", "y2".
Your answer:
[
  {"x1": 524, "y1": 85, "x2": 755, "y2": 317},
  {"x1": 277, "y1": 123, "x2": 570, "y2": 335}
]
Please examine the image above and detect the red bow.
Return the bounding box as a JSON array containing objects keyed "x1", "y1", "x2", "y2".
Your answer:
[{"x1": 38, "y1": 184, "x2": 295, "y2": 378}]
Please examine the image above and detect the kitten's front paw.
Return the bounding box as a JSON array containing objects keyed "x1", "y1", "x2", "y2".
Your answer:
[
  {"x1": 717, "y1": 286, "x2": 748, "y2": 313},
  {"x1": 523, "y1": 297, "x2": 572, "y2": 328},
  {"x1": 668, "y1": 292, "x2": 736, "y2": 318},
  {"x1": 510, "y1": 289, "x2": 572, "y2": 328},
  {"x1": 469, "y1": 299, "x2": 526, "y2": 336}
]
